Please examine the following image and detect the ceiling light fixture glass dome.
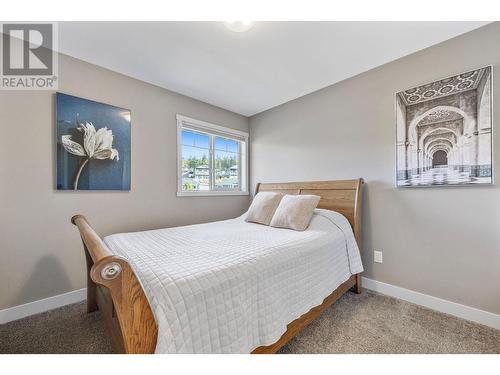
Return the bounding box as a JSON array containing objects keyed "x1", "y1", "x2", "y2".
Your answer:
[{"x1": 223, "y1": 21, "x2": 253, "y2": 33}]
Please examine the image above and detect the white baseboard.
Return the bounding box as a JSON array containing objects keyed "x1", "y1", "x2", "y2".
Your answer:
[
  {"x1": 362, "y1": 277, "x2": 500, "y2": 330},
  {"x1": 0, "y1": 288, "x2": 87, "y2": 324}
]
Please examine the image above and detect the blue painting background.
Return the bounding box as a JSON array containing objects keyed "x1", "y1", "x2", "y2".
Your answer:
[{"x1": 56, "y1": 93, "x2": 131, "y2": 190}]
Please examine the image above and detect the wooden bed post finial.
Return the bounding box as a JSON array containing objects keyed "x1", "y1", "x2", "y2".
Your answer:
[
  {"x1": 71, "y1": 214, "x2": 86, "y2": 225},
  {"x1": 72, "y1": 214, "x2": 158, "y2": 354}
]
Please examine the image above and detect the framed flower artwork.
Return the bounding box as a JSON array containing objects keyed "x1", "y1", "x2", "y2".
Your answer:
[{"x1": 56, "y1": 93, "x2": 131, "y2": 190}]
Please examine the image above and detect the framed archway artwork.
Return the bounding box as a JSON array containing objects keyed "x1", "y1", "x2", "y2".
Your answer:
[{"x1": 396, "y1": 66, "x2": 493, "y2": 187}]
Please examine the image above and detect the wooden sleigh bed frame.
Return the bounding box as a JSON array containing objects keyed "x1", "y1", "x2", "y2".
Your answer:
[{"x1": 72, "y1": 178, "x2": 364, "y2": 354}]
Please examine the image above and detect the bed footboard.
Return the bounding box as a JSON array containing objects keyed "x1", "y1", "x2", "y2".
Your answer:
[{"x1": 72, "y1": 215, "x2": 158, "y2": 354}]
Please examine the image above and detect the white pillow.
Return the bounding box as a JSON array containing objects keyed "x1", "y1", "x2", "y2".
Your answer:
[
  {"x1": 245, "y1": 192, "x2": 284, "y2": 225},
  {"x1": 270, "y1": 194, "x2": 321, "y2": 231}
]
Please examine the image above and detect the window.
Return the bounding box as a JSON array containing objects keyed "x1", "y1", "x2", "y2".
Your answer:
[{"x1": 177, "y1": 115, "x2": 248, "y2": 196}]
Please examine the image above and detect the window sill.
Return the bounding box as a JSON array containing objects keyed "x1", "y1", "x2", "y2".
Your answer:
[{"x1": 176, "y1": 191, "x2": 249, "y2": 197}]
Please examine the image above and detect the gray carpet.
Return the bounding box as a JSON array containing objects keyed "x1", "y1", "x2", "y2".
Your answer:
[{"x1": 1, "y1": 290, "x2": 499, "y2": 354}]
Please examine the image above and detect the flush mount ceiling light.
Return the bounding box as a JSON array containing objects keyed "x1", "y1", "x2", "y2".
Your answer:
[{"x1": 223, "y1": 21, "x2": 253, "y2": 33}]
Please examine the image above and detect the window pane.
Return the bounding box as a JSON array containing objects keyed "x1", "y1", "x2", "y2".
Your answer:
[
  {"x1": 214, "y1": 136, "x2": 239, "y2": 190},
  {"x1": 194, "y1": 132, "x2": 209, "y2": 149},
  {"x1": 181, "y1": 130, "x2": 210, "y2": 191},
  {"x1": 215, "y1": 137, "x2": 239, "y2": 153},
  {"x1": 181, "y1": 130, "x2": 195, "y2": 146}
]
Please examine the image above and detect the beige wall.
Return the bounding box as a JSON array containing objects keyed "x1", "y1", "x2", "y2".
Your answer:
[
  {"x1": 0, "y1": 53, "x2": 250, "y2": 309},
  {"x1": 249, "y1": 23, "x2": 500, "y2": 314}
]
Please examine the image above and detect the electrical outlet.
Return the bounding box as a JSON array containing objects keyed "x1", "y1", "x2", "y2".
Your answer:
[{"x1": 374, "y1": 250, "x2": 383, "y2": 263}]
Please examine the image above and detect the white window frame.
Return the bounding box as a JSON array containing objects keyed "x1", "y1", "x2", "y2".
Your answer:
[{"x1": 176, "y1": 114, "x2": 249, "y2": 197}]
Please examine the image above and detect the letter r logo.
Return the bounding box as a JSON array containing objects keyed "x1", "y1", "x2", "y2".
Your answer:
[{"x1": 2, "y1": 23, "x2": 53, "y2": 76}]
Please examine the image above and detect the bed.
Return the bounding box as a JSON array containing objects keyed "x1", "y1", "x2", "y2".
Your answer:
[{"x1": 72, "y1": 179, "x2": 364, "y2": 354}]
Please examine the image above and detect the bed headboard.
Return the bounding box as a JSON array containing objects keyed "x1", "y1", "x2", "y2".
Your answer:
[{"x1": 255, "y1": 179, "x2": 364, "y2": 249}]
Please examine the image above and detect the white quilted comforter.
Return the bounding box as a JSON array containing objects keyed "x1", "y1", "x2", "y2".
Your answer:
[{"x1": 104, "y1": 209, "x2": 363, "y2": 353}]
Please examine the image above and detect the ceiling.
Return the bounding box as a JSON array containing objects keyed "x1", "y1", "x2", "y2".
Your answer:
[{"x1": 58, "y1": 22, "x2": 489, "y2": 117}]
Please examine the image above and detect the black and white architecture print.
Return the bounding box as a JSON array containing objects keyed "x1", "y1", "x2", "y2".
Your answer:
[{"x1": 396, "y1": 66, "x2": 493, "y2": 187}]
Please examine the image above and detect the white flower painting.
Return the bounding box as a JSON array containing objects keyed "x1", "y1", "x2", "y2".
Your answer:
[
  {"x1": 57, "y1": 93, "x2": 131, "y2": 190},
  {"x1": 61, "y1": 122, "x2": 120, "y2": 189}
]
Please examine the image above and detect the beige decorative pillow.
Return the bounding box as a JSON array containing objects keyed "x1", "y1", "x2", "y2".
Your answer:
[
  {"x1": 245, "y1": 192, "x2": 284, "y2": 225},
  {"x1": 270, "y1": 194, "x2": 321, "y2": 231}
]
